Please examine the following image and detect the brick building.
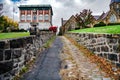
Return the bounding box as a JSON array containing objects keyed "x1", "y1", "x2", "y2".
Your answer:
[{"x1": 18, "y1": 5, "x2": 53, "y2": 30}]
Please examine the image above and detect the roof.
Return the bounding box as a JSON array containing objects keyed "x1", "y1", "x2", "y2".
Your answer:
[
  {"x1": 110, "y1": 0, "x2": 120, "y2": 4},
  {"x1": 63, "y1": 20, "x2": 67, "y2": 25},
  {"x1": 98, "y1": 11, "x2": 109, "y2": 20},
  {"x1": 18, "y1": 4, "x2": 53, "y2": 15},
  {"x1": 93, "y1": 15, "x2": 100, "y2": 20},
  {"x1": 19, "y1": 4, "x2": 52, "y2": 8}
]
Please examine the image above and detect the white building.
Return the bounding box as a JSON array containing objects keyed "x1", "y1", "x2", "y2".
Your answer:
[{"x1": 18, "y1": 5, "x2": 53, "y2": 30}]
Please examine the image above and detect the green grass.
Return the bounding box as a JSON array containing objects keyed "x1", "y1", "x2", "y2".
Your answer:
[
  {"x1": 43, "y1": 36, "x2": 56, "y2": 48},
  {"x1": 0, "y1": 32, "x2": 30, "y2": 40},
  {"x1": 70, "y1": 25, "x2": 120, "y2": 34}
]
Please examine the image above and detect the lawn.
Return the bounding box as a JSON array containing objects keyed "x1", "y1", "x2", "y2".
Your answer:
[
  {"x1": 70, "y1": 25, "x2": 120, "y2": 34},
  {"x1": 0, "y1": 32, "x2": 30, "y2": 40}
]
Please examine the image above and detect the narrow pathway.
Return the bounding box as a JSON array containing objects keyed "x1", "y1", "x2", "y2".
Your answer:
[
  {"x1": 60, "y1": 36, "x2": 111, "y2": 80},
  {"x1": 21, "y1": 37, "x2": 63, "y2": 80}
]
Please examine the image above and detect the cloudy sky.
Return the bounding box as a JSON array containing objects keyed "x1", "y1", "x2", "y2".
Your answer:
[{"x1": 0, "y1": 0, "x2": 111, "y2": 27}]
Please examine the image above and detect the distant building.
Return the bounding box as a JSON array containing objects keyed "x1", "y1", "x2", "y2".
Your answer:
[
  {"x1": 60, "y1": 15, "x2": 78, "y2": 35},
  {"x1": 95, "y1": 0, "x2": 120, "y2": 24},
  {"x1": 18, "y1": 5, "x2": 53, "y2": 30}
]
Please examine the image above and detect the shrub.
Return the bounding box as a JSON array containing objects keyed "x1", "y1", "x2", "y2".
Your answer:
[
  {"x1": 11, "y1": 29, "x2": 27, "y2": 32},
  {"x1": 94, "y1": 22, "x2": 106, "y2": 27},
  {"x1": 49, "y1": 26, "x2": 57, "y2": 33},
  {"x1": 108, "y1": 23, "x2": 120, "y2": 26}
]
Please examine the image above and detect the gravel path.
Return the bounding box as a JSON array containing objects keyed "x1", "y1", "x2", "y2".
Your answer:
[
  {"x1": 20, "y1": 37, "x2": 63, "y2": 80},
  {"x1": 60, "y1": 36, "x2": 111, "y2": 80}
]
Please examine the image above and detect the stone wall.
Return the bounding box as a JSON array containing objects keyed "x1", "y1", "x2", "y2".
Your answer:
[
  {"x1": 66, "y1": 33, "x2": 120, "y2": 67},
  {"x1": 0, "y1": 31, "x2": 54, "y2": 80}
]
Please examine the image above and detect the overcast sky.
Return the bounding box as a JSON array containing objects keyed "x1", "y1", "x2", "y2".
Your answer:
[{"x1": 0, "y1": 0, "x2": 111, "y2": 27}]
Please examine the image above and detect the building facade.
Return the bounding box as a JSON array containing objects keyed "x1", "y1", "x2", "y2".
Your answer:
[
  {"x1": 96, "y1": 0, "x2": 120, "y2": 24},
  {"x1": 18, "y1": 5, "x2": 53, "y2": 30},
  {"x1": 60, "y1": 15, "x2": 78, "y2": 35}
]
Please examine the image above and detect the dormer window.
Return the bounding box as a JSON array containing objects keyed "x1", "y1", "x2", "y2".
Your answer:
[{"x1": 117, "y1": 4, "x2": 119, "y2": 8}]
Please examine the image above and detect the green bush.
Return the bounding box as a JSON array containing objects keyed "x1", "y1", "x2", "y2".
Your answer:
[
  {"x1": 108, "y1": 23, "x2": 120, "y2": 26},
  {"x1": 94, "y1": 22, "x2": 106, "y2": 27}
]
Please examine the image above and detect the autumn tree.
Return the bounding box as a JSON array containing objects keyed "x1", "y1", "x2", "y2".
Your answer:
[
  {"x1": 0, "y1": 16, "x2": 18, "y2": 32},
  {"x1": 75, "y1": 9, "x2": 95, "y2": 28}
]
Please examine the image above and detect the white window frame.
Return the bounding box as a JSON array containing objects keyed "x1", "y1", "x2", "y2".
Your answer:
[
  {"x1": 39, "y1": 15, "x2": 43, "y2": 20},
  {"x1": 21, "y1": 15, "x2": 25, "y2": 20},
  {"x1": 26, "y1": 15, "x2": 31, "y2": 20},
  {"x1": 33, "y1": 15, "x2": 37, "y2": 20},
  {"x1": 44, "y1": 14, "x2": 49, "y2": 20}
]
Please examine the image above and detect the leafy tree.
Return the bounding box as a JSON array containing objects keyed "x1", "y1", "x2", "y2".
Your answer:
[
  {"x1": 75, "y1": 9, "x2": 95, "y2": 28},
  {"x1": 0, "y1": 15, "x2": 18, "y2": 32}
]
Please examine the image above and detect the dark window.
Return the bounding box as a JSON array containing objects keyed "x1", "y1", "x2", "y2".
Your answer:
[{"x1": 33, "y1": 15, "x2": 37, "y2": 20}]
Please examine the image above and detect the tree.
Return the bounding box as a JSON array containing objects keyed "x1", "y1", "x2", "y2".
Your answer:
[
  {"x1": 75, "y1": 9, "x2": 95, "y2": 28},
  {"x1": 0, "y1": 15, "x2": 18, "y2": 32}
]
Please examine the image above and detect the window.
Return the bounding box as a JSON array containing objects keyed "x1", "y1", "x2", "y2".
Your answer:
[
  {"x1": 27, "y1": 10, "x2": 31, "y2": 14},
  {"x1": 44, "y1": 14, "x2": 49, "y2": 20},
  {"x1": 26, "y1": 15, "x2": 31, "y2": 20},
  {"x1": 109, "y1": 14, "x2": 117, "y2": 23},
  {"x1": 39, "y1": 15, "x2": 43, "y2": 20},
  {"x1": 39, "y1": 10, "x2": 43, "y2": 14},
  {"x1": 21, "y1": 10, "x2": 25, "y2": 14},
  {"x1": 21, "y1": 15, "x2": 25, "y2": 20},
  {"x1": 33, "y1": 15, "x2": 37, "y2": 20},
  {"x1": 117, "y1": 4, "x2": 119, "y2": 8}
]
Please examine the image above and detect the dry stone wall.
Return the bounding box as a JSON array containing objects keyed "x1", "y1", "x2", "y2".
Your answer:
[
  {"x1": 66, "y1": 33, "x2": 120, "y2": 67},
  {"x1": 0, "y1": 31, "x2": 54, "y2": 80}
]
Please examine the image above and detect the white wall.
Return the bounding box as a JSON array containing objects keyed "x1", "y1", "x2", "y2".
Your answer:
[{"x1": 19, "y1": 22, "x2": 51, "y2": 30}]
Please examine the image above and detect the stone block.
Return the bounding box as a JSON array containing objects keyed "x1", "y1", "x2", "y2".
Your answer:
[
  {"x1": 116, "y1": 63, "x2": 120, "y2": 68},
  {"x1": 0, "y1": 41, "x2": 10, "y2": 49},
  {"x1": 5, "y1": 49, "x2": 12, "y2": 60},
  {"x1": 10, "y1": 38, "x2": 24, "y2": 48},
  {"x1": 0, "y1": 50, "x2": 3, "y2": 61},
  {"x1": 97, "y1": 47, "x2": 101, "y2": 52},
  {"x1": 106, "y1": 34, "x2": 112, "y2": 38},
  {"x1": 0, "y1": 41, "x2": 5, "y2": 49},
  {"x1": 108, "y1": 39, "x2": 117, "y2": 44},
  {"x1": 108, "y1": 54, "x2": 118, "y2": 61},
  {"x1": 103, "y1": 53, "x2": 108, "y2": 59},
  {"x1": 25, "y1": 37, "x2": 33, "y2": 44},
  {"x1": 113, "y1": 45, "x2": 120, "y2": 53},
  {"x1": 101, "y1": 46, "x2": 109, "y2": 52},
  {"x1": 13, "y1": 63, "x2": 18, "y2": 68},
  {"x1": 0, "y1": 61, "x2": 13, "y2": 74},
  {"x1": 12, "y1": 49, "x2": 22, "y2": 59},
  {"x1": 91, "y1": 39, "x2": 96, "y2": 43},
  {"x1": 97, "y1": 53, "x2": 104, "y2": 57}
]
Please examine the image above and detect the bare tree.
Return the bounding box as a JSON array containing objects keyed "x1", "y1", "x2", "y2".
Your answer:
[{"x1": 75, "y1": 9, "x2": 95, "y2": 28}]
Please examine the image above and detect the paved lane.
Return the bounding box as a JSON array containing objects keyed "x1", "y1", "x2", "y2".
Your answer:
[{"x1": 21, "y1": 37, "x2": 63, "y2": 80}]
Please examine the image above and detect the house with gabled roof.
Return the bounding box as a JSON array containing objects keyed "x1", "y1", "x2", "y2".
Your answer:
[
  {"x1": 97, "y1": 0, "x2": 120, "y2": 24},
  {"x1": 60, "y1": 15, "x2": 78, "y2": 34}
]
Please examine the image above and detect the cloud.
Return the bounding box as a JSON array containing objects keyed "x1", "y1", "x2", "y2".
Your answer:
[{"x1": 1, "y1": 0, "x2": 111, "y2": 27}]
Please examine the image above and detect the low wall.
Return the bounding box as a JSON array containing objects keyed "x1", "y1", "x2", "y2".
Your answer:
[
  {"x1": 66, "y1": 33, "x2": 120, "y2": 67},
  {"x1": 0, "y1": 31, "x2": 54, "y2": 80}
]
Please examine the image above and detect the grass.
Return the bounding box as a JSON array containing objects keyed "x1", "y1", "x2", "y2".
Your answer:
[
  {"x1": 0, "y1": 32, "x2": 30, "y2": 40},
  {"x1": 70, "y1": 25, "x2": 120, "y2": 34},
  {"x1": 43, "y1": 36, "x2": 56, "y2": 48}
]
